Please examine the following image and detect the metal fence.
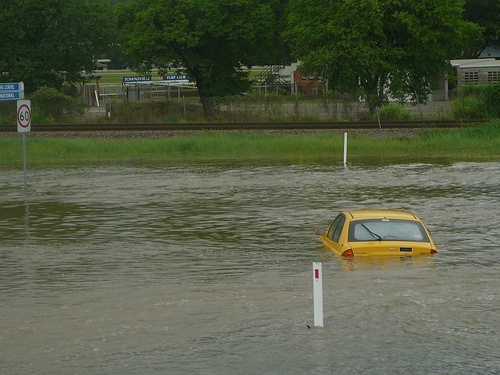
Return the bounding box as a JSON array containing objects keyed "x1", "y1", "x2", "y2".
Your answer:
[{"x1": 77, "y1": 83, "x2": 452, "y2": 122}]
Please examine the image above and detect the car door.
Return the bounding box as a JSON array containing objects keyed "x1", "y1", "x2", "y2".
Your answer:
[{"x1": 324, "y1": 213, "x2": 346, "y2": 254}]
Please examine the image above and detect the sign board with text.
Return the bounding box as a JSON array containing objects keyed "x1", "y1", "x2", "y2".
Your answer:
[
  {"x1": 122, "y1": 76, "x2": 152, "y2": 83},
  {"x1": 163, "y1": 75, "x2": 189, "y2": 82},
  {"x1": 0, "y1": 82, "x2": 25, "y2": 101}
]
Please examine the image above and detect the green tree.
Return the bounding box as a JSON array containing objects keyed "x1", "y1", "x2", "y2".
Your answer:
[
  {"x1": 0, "y1": 0, "x2": 114, "y2": 94},
  {"x1": 463, "y1": 0, "x2": 500, "y2": 57},
  {"x1": 117, "y1": 0, "x2": 281, "y2": 118},
  {"x1": 285, "y1": 0, "x2": 481, "y2": 112}
]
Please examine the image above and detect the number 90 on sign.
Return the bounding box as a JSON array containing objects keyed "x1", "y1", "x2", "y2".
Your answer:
[{"x1": 17, "y1": 99, "x2": 31, "y2": 133}]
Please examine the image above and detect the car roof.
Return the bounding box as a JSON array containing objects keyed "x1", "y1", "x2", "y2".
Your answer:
[{"x1": 343, "y1": 209, "x2": 419, "y2": 220}]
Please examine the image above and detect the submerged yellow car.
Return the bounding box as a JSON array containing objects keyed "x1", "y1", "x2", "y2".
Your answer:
[{"x1": 315, "y1": 210, "x2": 438, "y2": 257}]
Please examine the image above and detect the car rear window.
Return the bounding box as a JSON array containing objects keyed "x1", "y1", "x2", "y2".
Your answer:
[{"x1": 348, "y1": 219, "x2": 430, "y2": 242}]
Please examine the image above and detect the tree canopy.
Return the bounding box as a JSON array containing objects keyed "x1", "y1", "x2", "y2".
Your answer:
[
  {"x1": 0, "y1": 0, "x2": 490, "y2": 115},
  {"x1": 0, "y1": 0, "x2": 114, "y2": 94},
  {"x1": 463, "y1": 0, "x2": 500, "y2": 57},
  {"x1": 117, "y1": 0, "x2": 284, "y2": 117},
  {"x1": 284, "y1": 0, "x2": 481, "y2": 111}
]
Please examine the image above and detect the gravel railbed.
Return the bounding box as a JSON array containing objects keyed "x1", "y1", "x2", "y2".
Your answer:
[{"x1": 0, "y1": 128, "x2": 423, "y2": 139}]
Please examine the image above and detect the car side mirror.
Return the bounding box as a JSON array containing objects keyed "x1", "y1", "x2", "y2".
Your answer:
[{"x1": 314, "y1": 228, "x2": 326, "y2": 235}]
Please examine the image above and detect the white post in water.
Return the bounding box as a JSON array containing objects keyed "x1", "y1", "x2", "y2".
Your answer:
[
  {"x1": 313, "y1": 262, "x2": 323, "y2": 327},
  {"x1": 343, "y1": 132, "x2": 348, "y2": 168}
]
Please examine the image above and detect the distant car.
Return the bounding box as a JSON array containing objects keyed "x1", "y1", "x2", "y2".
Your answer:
[{"x1": 315, "y1": 210, "x2": 438, "y2": 257}]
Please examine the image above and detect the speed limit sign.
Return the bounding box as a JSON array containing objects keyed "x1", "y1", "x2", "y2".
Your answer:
[{"x1": 17, "y1": 99, "x2": 31, "y2": 133}]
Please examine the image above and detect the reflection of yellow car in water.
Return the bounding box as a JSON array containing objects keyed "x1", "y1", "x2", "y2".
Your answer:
[
  {"x1": 315, "y1": 210, "x2": 438, "y2": 257},
  {"x1": 337, "y1": 253, "x2": 437, "y2": 271}
]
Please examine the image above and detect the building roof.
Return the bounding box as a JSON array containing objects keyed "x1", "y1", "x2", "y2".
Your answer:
[
  {"x1": 451, "y1": 58, "x2": 500, "y2": 69},
  {"x1": 479, "y1": 45, "x2": 500, "y2": 59}
]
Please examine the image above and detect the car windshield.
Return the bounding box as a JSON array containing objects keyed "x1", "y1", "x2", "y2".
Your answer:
[{"x1": 348, "y1": 219, "x2": 430, "y2": 242}]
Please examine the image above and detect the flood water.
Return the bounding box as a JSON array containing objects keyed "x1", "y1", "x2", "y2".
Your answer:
[{"x1": 1, "y1": 161, "x2": 499, "y2": 374}]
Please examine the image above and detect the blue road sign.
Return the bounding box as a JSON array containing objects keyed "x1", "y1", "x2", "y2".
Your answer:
[
  {"x1": 0, "y1": 83, "x2": 22, "y2": 91},
  {"x1": 0, "y1": 91, "x2": 23, "y2": 100},
  {"x1": 0, "y1": 82, "x2": 24, "y2": 101}
]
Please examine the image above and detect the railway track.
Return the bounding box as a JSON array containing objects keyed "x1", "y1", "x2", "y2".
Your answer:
[{"x1": 0, "y1": 120, "x2": 484, "y2": 133}]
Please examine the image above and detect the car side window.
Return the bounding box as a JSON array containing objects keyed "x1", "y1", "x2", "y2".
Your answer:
[{"x1": 328, "y1": 214, "x2": 346, "y2": 242}]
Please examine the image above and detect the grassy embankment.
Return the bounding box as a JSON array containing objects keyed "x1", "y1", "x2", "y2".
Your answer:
[{"x1": 0, "y1": 121, "x2": 498, "y2": 167}]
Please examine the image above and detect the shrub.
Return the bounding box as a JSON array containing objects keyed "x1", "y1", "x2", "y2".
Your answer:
[
  {"x1": 0, "y1": 101, "x2": 16, "y2": 124},
  {"x1": 452, "y1": 83, "x2": 500, "y2": 119},
  {"x1": 29, "y1": 86, "x2": 84, "y2": 122},
  {"x1": 483, "y1": 84, "x2": 500, "y2": 118},
  {"x1": 374, "y1": 103, "x2": 413, "y2": 121},
  {"x1": 451, "y1": 94, "x2": 487, "y2": 120},
  {"x1": 30, "y1": 107, "x2": 51, "y2": 125}
]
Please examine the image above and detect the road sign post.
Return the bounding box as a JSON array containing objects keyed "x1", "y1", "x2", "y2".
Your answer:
[{"x1": 17, "y1": 100, "x2": 31, "y2": 190}]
